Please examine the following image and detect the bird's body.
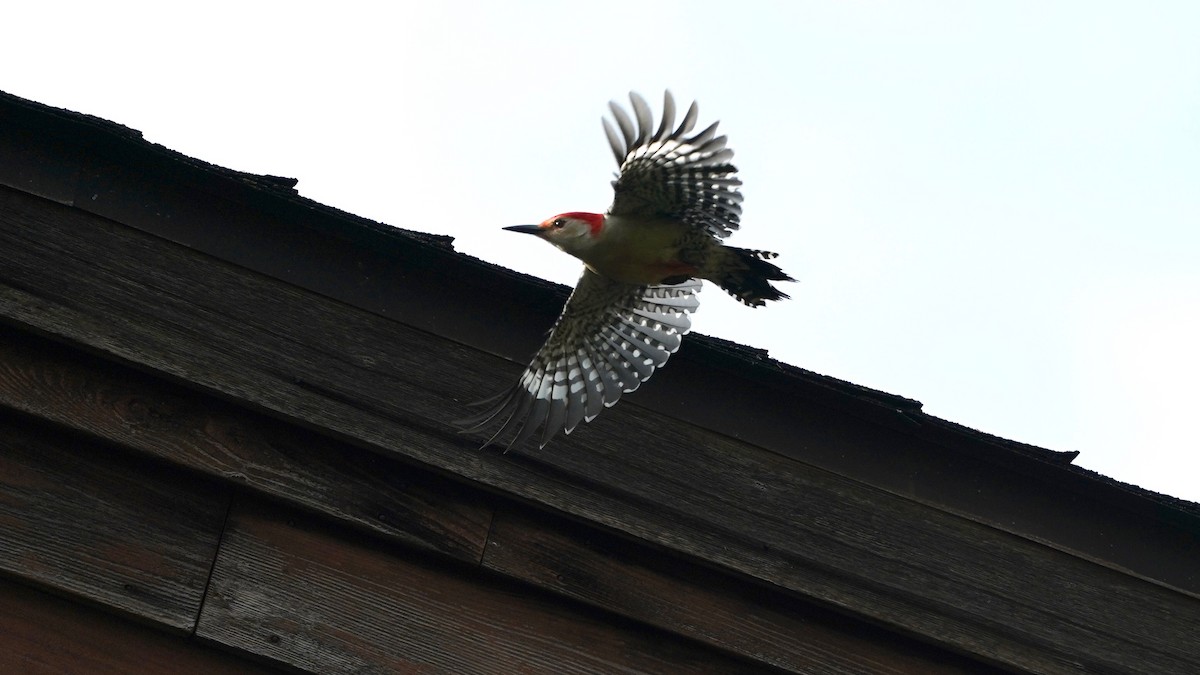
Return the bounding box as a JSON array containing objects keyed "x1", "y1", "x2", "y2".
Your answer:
[{"x1": 460, "y1": 91, "x2": 793, "y2": 449}]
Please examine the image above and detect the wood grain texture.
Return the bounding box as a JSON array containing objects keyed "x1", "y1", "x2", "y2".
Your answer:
[
  {"x1": 3, "y1": 186, "x2": 1199, "y2": 673},
  {"x1": 198, "y1": 499, "x2": 767, "y2": 674},
  {"x1": 0, "y1": 411, "x2": 228, "y2": 630},
  {"x1": 0, "y1": 576, "x2": 285, "y2": 674},
  {"x1": 482, "y1": 506, "x2": 998, "y2": 675},
  {"x1": 0, "y1": 326, "x2": 494, "y2": 563}
]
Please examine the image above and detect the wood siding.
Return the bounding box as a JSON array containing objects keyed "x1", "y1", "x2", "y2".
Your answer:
[{"x1": 3, "y1": 184, "x2": 1199, "y2": 673}]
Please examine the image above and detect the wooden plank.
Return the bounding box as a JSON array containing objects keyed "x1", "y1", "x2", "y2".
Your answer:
[
  {"x1": 0, "y1": 411, "x2": 228, "y2": 630},
  {"x1": 3, "y1": 186, "x2": 1199, "y2": 673},
  {"x1": 482, "y1": 506, "x2": 997, "y2": 675},
  {"x1": 0, "y1": 124, "x2": 80, "y2": 205},
  {"x1": 0, "y1": 576, "x2": 285, "y2": 674},
  {"x1": 0, "y1": 325, "x2": 494, "y2": 563},
  {"x1": 198, "y1": 498, "x2": 767, "y2": 674}
]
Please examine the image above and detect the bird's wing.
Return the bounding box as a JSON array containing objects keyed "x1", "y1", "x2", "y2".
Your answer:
[
  {"x1": 604, "y1": 90, "x2": 743, "y2": 239},
  {"x1": 459, "y1": 268, "x2": 701, "y2": 450}
]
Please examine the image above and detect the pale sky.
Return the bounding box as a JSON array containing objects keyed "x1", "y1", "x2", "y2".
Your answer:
[{"x1": 7, "y1": 2, "x2": 1198, "y2": 501}]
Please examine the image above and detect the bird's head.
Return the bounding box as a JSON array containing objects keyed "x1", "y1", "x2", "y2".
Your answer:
[{"x1": 504, "y1": 212, "x2": 605, "y2": 255}]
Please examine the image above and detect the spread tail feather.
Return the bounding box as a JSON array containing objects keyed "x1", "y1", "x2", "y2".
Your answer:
[{"x1": 712, "y1": 247, "x2": 794, "y2": 307}]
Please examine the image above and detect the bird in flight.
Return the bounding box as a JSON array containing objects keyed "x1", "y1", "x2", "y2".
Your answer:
[{"x1": 460, "y1": 91, "x2": 793, "y2": 450}]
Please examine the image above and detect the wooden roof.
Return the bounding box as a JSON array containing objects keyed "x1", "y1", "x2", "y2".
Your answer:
[{"x1": 1, "y1": 89, "x2": 1198, "y2": 674}]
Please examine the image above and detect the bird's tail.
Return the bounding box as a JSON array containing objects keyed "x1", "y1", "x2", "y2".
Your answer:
[{"x1": 710, "y1": 247, "x2": 794, "y2": 307}]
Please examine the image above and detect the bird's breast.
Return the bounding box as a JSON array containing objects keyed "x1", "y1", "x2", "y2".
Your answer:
[{"x1": 578, "y1": 217, "x2": 697, "y2": 285}]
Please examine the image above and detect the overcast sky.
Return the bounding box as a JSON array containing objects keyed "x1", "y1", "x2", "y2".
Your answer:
[{"x1": 7, "y1": 2, "x2": 1198, "y2": 501}]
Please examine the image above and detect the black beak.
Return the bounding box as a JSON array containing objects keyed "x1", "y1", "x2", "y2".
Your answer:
[{"x1": 503, "y1": 225, "x2": 543, "y2": 235}]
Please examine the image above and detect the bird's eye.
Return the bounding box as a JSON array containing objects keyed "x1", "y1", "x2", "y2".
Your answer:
[{"x1": 552, "y1": 218, "x2": 566, "y2": 229}]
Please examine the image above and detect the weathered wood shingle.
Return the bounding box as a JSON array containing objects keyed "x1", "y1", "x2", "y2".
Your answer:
[{"x1": 0, "y1": 411, "x2": 228, "y2": 630}]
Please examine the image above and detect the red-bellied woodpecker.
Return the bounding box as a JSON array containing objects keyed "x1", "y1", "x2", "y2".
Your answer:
[{"x1": 460, "y1": 91, "x2": 793, "y2": 449}]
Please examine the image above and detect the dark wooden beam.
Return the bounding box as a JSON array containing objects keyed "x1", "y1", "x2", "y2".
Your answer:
[
  {"x1": 0, "y1": 576, "x2": 285, "y2": 674},
  {"x1": 482, "y1": 505, "x2": 1000, "y2": 675}
]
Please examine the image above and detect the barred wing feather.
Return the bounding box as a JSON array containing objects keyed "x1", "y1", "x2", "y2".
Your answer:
[
  {"x1": 604, "y1": 91, "x2": 743, "y2": 239},
  {"x1": 460, "y1": 269, "x2": 701, "y2": 450}
]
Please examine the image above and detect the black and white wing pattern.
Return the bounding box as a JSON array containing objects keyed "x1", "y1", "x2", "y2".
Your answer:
[
  {"x1": 460, "y1": 269, "x2": 701, "y2": 450},
  {"x1": 604, "y1": 91, "x2": 744, "y2": 239}
]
